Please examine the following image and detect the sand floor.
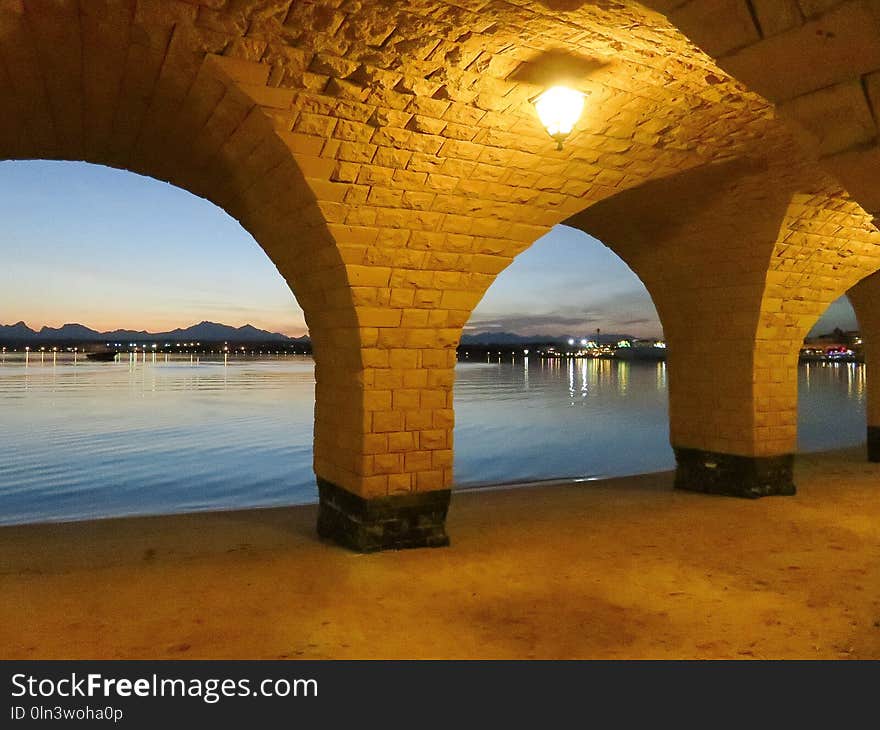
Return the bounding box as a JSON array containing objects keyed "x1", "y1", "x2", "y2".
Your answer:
[{"x1": 2, "y1": 446, "x2": 879, "y2": 659}]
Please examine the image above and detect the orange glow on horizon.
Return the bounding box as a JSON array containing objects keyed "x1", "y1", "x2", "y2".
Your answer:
[{"x1": 5, "y1": 316, "x2": 309, "y2": 339}]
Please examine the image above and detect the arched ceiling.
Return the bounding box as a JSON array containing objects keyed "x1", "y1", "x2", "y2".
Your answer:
[{"x1": 0, "y1": 0, "x2": 877, "y2": 318}]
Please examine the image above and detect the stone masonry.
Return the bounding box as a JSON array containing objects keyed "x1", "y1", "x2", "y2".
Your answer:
[
  {"x1": 3, "y1": 0, "x2": 880, "y2": 548},
  {"x1": 650, "y1": 1, "x2": 880, "y2": 224}
]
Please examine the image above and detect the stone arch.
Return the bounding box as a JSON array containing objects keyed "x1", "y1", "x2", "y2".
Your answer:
[
  {"x1": 9, "y1": 0, "x2": 880, "y2": 550},
  {"x1": 0, "y1": 4, "x2": 356, "y2": 320},
  {"x1": 0, "y1": 0, "x2": 366, "y2": 501},
  {"x1": 562, "y1": 156, "x2": 880, "y2": 495}
]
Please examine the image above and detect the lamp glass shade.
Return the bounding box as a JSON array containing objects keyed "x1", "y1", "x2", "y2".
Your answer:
[{"x1": 534, "y1": 86, "x2": 585, "y2": 139}]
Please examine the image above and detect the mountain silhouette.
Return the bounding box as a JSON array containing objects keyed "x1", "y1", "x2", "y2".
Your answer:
[
  {"x1": 0, "y1": 321, "x2": 307, "y2": 344},
  {"x1": 460, "y1": 331, "x2": 633, "y2": 345}
]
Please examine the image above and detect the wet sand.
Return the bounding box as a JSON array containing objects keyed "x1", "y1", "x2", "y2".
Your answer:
[{"x1": 2, "y1": 446, "x2": 879, "y2": 659}]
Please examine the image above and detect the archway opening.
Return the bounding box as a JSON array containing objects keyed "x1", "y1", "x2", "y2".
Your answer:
[
  {"x1": 0, "y1": 160, "x2": 317, "y2": 525},
  {"x1": 797, "y1": 294, "x2": 866, "y2": 453},
  {"x1": 454, "y1": 224, "x2": 672, "y2": 486}
]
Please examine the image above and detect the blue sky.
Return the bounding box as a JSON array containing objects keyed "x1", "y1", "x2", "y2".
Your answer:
[
  {"x1": 467, "y1": 226, "x2": 666, "y2": 337},
  {"x1": 0, "y1": 160, "x2": 857, "y2": 338},
  {"x1": 0, "y1": 161, "x2": 305, "y2": 335}
]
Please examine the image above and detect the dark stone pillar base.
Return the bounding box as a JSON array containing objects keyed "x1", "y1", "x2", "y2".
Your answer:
[
  {"x1": 316, "y1": 479, "x2": 451, "y2": 552},
  {"x1": 673, "y1": 447, "x2": 795, "y2": 499},
  {"x1": 868, "y1": 426, "x2": 880, "y2": 462}
]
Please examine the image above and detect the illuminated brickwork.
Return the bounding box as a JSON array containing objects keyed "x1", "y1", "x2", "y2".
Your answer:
[
  {"x1": 648, "y1": 0, "x2": 880, "y2": 221},
  {"x1": 569, "y1": 158, "x2": 880, "y2": 459},
  {"x1": 3, "y1": 1, "x2": 880, "y2": 545}
]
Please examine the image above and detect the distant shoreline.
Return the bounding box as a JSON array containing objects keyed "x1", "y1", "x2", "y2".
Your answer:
[{"x1": 0, "y1": 341, "x2": 313, "y2": 355}]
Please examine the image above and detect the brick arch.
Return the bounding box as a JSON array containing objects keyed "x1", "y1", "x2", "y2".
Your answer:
[
  {"x1": 561, "y1": 155, "x2": 880, "y2": 494},
  {"x1": 0, "y1": 3, "x2": 356, "y2": 315},
  {"x1": 9, "y1": 0, "x2": 880, "y2": 549},
  {"x1": 0, "y1": 0, "x2": 368, "y2": 497},
  {"x1": 564, "y1": 159, "x2": 797, "y2": 459}
]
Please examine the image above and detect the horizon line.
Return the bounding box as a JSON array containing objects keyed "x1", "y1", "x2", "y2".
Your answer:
[{"x1": 1, "y1": 319, "x2": 310, "y2": 338}]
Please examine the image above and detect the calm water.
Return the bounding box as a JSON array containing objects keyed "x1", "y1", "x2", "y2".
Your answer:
[{"x1": 0, "y1": 354, "x2": 867, "y2": 525}]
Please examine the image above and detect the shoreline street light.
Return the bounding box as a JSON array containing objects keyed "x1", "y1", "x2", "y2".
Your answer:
[{"x1": 533, "y1": 85, "x2": 587, "y2": 150}]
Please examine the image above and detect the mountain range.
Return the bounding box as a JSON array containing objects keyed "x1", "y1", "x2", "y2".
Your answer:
[
  {"x1": 0, "y1": 322, "x2": 641, "y2": 346},
  {"x1": 0, "y1": 321, "x2": 308, "y2": 344},
  {"x1": 460, "y1": 331, "x2": 638, "y2": 345}
]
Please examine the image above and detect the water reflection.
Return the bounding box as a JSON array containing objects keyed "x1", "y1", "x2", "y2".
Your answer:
[
  {"x1": 453, "y1": 358, "x2": 867, "y2": 486},
  {"x1": 0, "y1": 355, "x2": 870, "y2": 525},
  {"x1": 798, "y1": 361, "x2": 865, "y2": 451},
  {"x1": 0, "y1": 355, "x2": 316, "y2": 526},
  {"x1": 454, "y1": 358, "x2": 672, "y2": 486}
]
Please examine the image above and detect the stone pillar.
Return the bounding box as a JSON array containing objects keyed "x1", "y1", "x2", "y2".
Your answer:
[
  {"x1": 311, "y1": 339, "x2": 457, "y2": 552},
  {"x1": 665, "y1": 336, "x2": 798, "y2": 498},
  {"x1": 302, "y1": 270, "x2": 471, "y2": 551},
  {"x1": 847, "y1": 273, "x2": 880, "y2": 461},
  {"x1": 564, "y1": 159, "x2": 810, "y2": 499}
]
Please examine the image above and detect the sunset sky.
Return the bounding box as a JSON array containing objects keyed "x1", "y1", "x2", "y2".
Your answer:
[{"x1": 0, "y1": 160, "x2": 857, "y2": 338}]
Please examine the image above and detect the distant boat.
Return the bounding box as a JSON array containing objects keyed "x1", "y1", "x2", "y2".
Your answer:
[{"x1": 85, "y1": 350, "x2": 118, "y2": 362}]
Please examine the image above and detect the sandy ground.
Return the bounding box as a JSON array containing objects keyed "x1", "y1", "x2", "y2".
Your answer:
[{"x1": 2, "y1": 446, "x2": 879, "y2": 659}]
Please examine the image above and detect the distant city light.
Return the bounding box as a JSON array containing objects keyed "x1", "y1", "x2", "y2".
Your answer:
[{"x1": 568, "y1": 338, "x2": 575, "y2": 346}]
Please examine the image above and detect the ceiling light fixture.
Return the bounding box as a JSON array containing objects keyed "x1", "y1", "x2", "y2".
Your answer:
[{"x1": 533, "y1": 85, "x2": 587, "y2": 151}]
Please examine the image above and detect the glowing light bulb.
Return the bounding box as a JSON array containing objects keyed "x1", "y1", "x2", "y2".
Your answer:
[{"x1": 534, "y1": 86, "x2": 586, "y2": 150}]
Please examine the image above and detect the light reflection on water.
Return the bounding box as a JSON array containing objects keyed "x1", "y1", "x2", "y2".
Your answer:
[
  {"x1": 454, "y1": 357, "x2": 671, "y2": 486},
  {"x1": 0, "y1": 355, "x2": 316, "y2": 526},
  {"x1": 454, "y1": 358, "x2": 866, "y2": 486},
  {"x1": 0, "y1": 355, "x2": 868, "y2": 525},
  {"x1": 798, "y1": 360, "x2": 865, "y2": 450}
]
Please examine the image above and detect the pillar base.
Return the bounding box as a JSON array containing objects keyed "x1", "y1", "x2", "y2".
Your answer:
[
  {"x1": 316, "y1": 479, "x2": 451, "y2": 552},
  {"x1": 868, "y1": 426, "x2": 880, "y2": 462},
  {"x1": 673, "y1": 447, "x2": 795, "y2": 499}
]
